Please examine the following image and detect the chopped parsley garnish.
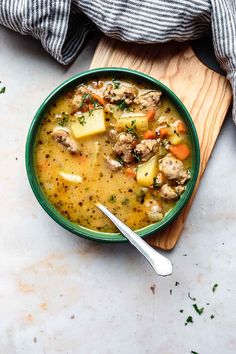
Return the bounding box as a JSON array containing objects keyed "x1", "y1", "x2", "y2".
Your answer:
[
  {"x1": 162, "y1": 139, "x2": 169, "y2": 147},
  {"x1": 78, "y1": 93, "x2": 90, "y2": 108},
  {"x1": 193, "y1": 304, "x2": 204, "y2": 315},
  {"x1": 58, "y1": 112, "x2": 69, "y2": 126},
  {"x1": 175, "y1": 281, "x2": 180, "y2": 286},
  {"x1": 153, "y1": 177, "x2": 162, "y2": 188},
  {"x1": 122, "y1": 198, "x2": 129, "y2": 205},
  {"x1": 78, "y1": 92, "x2": 101, "y2": 109},
  {"x1": 0, "y1": 86, "x2": 6, "y2": 94},
  {"x1": 112, "y1": 78, "x2": 121, "y2": 89},
  {"x1": 210, "y1": 315, "x2": 214, "y2": 319},
  {"x1": 108, "y1": 195, "x2": 116, "y2": 203},
  {"x1": 93, "y1": 99, "x2": 102, "y2": 108},
  {"x1": 136, "y1": 190, "x2": 145, "y2": 204},
  {"x1": 179, "y1": 309, "x2": 184, "y2": 313},
  {"x1": 188, "y1": 292, "x2": 196, "y2": 301},
  {"x1": 185, "y1": 316, "x2": 193, "y2": 325},
  {"x1": 78, "y1": 115, "x2": 86, "y2": 126},
  {"x1": 126, "y1": 120, "x2": 138, "y2": 138},
  {"x1": 116, "y1": 157, "x2": 124, "y2": 165},
  {"x1": 125, "y1": 107, "x2": 134, "y2": 112},
  {"x1": 191, "y1": 351, "x2": 198, "y2": 354},
  {"x1": 118, "y1": 100, "x2": 128, "y2": 110},
  {"x1": 82, "y1": 93, "x2": 90, "y2": 100},
  {"x1": 133, "y1": 151, "x2": 141, "y2": 162},
  {"x1": 212, "y1": 283, "x2": 218, "y2": 293}
]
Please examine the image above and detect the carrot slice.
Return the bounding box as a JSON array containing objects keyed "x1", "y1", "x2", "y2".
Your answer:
[
  {"x1": 77, "y1": 155, "x2": 87, "y2": 163},
  {"x1": 177, "y1": 121, "x2": 187, "y2": 134},
  {"x1": 159, "y1": 127, "x2": 170, "y2": 138},
  {"x1": 169, "y1": 144, "x2": 190, "y2": 160},
  {"x1": 146, "y1": 108, "x2": 156, "y2": 121},
  {"x1": 143, "y1": 130, "x2": 156, "y2": 140},
  {"x1": 81, "y1": 106, "x2": 89, "y2": 113},
  {"x1": 91, "y1": 93, "x2": 105, "y2": 106},
  {"x1": 125, "y1": 167, "x2": 137, "y2": 178}
]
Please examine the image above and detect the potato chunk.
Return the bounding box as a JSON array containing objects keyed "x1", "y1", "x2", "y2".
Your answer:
[
  {"x1": 71, "y1": 109, "x2": 105, "y2": 139},
  {"x1": 115, "y1": 116, "x2": 148, "y2": 132},
  {"x1": 136, "y1": 155, "x2": 158, "y2": 187},
  {"x1": 168, "y1": 133, "x2": 182, "y2": 145},
  {"x1": 59, "y1": 172, "x2": 82, "y2": 183}
]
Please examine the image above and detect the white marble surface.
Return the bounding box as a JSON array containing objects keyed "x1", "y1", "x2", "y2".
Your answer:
[{"x1": 1, "y1": 25, "x2": 236, "y2": 354}]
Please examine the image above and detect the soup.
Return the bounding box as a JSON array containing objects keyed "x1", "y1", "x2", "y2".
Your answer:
[{"x1": 35, "y1": 77, "x2": 192, "y2": 233}]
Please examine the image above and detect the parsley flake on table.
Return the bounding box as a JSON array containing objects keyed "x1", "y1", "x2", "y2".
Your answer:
[
  {"x1": 191, "y1": 351, "x2": 199, "y2": 354},
  {"x1": 188, "y1": 292, "x2": 196, "y2": 301},
  {"x1": 210, "y1": 315, "x2": 215, "y2": 319},
  {"x1": 0, "y1": 86, "x2": 6, "y2": 94},
  {"x1": 212, "y1": 283, "x2": 218, "y2": 293},
  {"x1": 150, "y1": 284, "x2": 156, "y2": 294},
  {"x1": 185, "y1": 316, "x2": 193, "y2": 325},
  {"x1": 193, "y1": 303, "x2": 204, "y2": 315}
]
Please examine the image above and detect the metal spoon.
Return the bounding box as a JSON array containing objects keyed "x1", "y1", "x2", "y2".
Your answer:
[{"x1": 96, "y1": 203, "x2": 173, "y2": 276}]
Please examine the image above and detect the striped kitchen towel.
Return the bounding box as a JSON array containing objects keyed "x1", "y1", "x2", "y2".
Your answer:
[{"x1": 0, "y1": 0, "x2": 235, "y2": 121}]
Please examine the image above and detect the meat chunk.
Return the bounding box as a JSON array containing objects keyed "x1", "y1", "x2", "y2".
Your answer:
[
  {"x1": 159, "y1": 154, "x2": 190, "y2": 184},
  {"x1": 178, "y1": 170, "x2": 190, "y2": 185},
  {"x1": 108, "y1": 129, "x2": 118, "y2": 141},
  {"x1": 52, "y1": 129, "x2": 78, "y2": 154},
  {"x1": 112, "y1": 132, "x2": 137, "y2": 164},
  {"x1": 103, "y1": 84, "x2": 138, "y2": 105},
  {"x1": 134, "y1": 90, "x2": 162, "y2": 109},
  {"x1": 175, "y1": 185, "x2": 185, "y2": 195},
  {"x1": 160, "y1": 184, "x2": 178, "y2": 200},
  {"x1": 145, "y1": 200, "x2": 163, "y2": 222},
  {"x1": 134, "y1": 139, "x2": 158, "y2": 162},
  {"x1": 91, "y1": 80, "x2": 104, "y2": 89},
  {"x1": 105, "y1": 156, "x2": 123, "y2": 172},
  {"x1": 159, "y1": 154, "x2": 183, "y2": 179},
  {"x1": 72, "y1": 85, "x2": 90, "y2": 109}
]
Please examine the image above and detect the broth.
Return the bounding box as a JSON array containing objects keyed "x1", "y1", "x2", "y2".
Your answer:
[{"x1": 35, "y1": 78, "x2": 192, "y2": 232}]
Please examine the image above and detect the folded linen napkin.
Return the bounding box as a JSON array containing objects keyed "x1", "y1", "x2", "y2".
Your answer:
[{"x1": 0, "y1": 0, "x2": 235, "y2": 121}]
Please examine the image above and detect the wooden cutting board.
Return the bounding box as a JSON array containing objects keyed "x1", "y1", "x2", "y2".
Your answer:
[{"x1": 90, "y1": 37, "x2": 232, "y2": 250}]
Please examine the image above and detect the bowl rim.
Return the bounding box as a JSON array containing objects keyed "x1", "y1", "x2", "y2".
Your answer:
[{"x1": 25, "y1": 67, "x2": 200, "y2": 242}]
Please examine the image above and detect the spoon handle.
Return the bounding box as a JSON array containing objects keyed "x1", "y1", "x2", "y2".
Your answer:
[{"x1": 96, "y1": 203, "x2": 173, "y2": 276}]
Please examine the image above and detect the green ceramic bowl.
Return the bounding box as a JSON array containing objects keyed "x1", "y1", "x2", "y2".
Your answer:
[{"x1": 25, "y1": 67, "x2": 200, "y2": 242}]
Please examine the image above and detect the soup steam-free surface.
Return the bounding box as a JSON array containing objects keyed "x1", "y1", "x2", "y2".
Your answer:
[{"x1": 35, "y1": 78, "x2": 192, "y2": 233}]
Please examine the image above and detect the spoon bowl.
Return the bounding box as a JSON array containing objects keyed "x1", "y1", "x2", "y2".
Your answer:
[{"x1": 96, "y1": 203, "x2": 173, "y2": 277}]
